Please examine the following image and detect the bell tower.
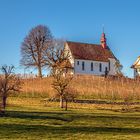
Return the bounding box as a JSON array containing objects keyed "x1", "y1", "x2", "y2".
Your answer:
[{"x1": 100, "y1": 27, "x2": 107, "y2": 49}]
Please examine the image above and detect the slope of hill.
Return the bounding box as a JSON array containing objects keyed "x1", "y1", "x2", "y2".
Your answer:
[{"x1": 20, "y1": 75, "x2": 140, "y2": 101}]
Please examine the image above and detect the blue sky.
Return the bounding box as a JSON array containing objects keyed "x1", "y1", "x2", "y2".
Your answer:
[{"x1": 0, "y1": 0, "x2": 140, "y2": 77}]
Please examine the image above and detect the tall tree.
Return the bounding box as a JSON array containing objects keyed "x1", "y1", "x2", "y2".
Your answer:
[
  {"x1": 0, "y1": 65, "x2": 21, "y2": 114},
  {"x1": 20, "y1": 25, "x2": 53, "y2": 78}
]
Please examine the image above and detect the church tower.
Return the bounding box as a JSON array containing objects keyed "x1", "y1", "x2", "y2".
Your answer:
[{"x1": 100, "y1": 31, "x2": 107, "y2": 49}]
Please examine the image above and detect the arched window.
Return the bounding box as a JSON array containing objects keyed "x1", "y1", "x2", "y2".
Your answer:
[{"x1": 99, "y1": 63, "x2": 102, "y2": 72}]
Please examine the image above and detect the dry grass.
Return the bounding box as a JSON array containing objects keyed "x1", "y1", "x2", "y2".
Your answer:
[
  {"x1": 20, "y1": 75, "x2": 140, "y2": 100},
  {"x1": 20, "y1": 77, "x2": 54, "y2": 98}
]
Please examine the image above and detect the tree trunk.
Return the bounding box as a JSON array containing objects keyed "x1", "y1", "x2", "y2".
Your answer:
[
  {"x1": 38, "y1": 66, "x2": 42, "y2": 78},
  {"x1": 2, "y1": 96, "x2": 7, "y2": 113},
  {"x1": 60, "y1": 95, "x2": 63, "y2": 108},
  {"x1": 65, "y1": 99, "x2": 67, "y2": 111},
  {"x1": 0, "y1": 99, "x2": 2, "y2": 112}
]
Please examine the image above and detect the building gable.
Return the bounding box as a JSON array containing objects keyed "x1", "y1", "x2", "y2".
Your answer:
[{"x1": 131, "y1": 56, "x2": 140, "y2": 69}]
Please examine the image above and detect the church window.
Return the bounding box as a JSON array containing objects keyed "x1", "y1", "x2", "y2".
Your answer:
[
  {"x1": 91, "y1": 62, "x2": 93, "y2": 71},
  {"x1": 99, "y1": 63, "x2": 102, "y2": 72},
  {"x1": 77, "y1": 61, "x2": 79, "y2": 65},
  {"x1": 82, "y1": 61, "x2": 85, "y2": 71}
]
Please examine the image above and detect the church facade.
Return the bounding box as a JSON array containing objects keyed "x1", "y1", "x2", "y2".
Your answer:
[
  {"x1": 65, "y1": 32, "x2": 120, "y2": 76},
  {"x1": 131, "y1": 56, "x2": 140, "y2": 78}
]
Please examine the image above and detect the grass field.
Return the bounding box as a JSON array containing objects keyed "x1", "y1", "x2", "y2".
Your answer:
[{"x1": 0, "y1": 97, "x2": 140, "y2": 140}]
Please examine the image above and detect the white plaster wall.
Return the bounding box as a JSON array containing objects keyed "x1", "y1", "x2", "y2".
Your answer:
[
  {"x1": 134, "y1": 69, "x2": 137, "y2": 77},
  {"x1": 74, "y1": 59, "x2": 109, "y2": 75},
  {"x1": 64, "y1": 43, "x2": 74, "y2": 67},
  {"x1": 108, "y1": 58, "x2": 117, "y2": 75},
  {"x1": 137, "y1": 60, "x2": 140, "y2": 65},
  {"x1": 133, "y1": 57, "x2": 140, "y2": 78},
  {"x1": 134, "y1": 68, "x2": 140, "y2": 77}
]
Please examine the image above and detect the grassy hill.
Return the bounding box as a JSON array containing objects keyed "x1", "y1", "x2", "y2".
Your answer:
[
  {"x1": 21, "y1": 75, "x2": 140, "y2": 101},
  {"x1": 1, "y1": 75, "x2": 140, "y2": 139}
]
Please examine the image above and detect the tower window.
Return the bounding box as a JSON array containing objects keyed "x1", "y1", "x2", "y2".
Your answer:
[
  {"x1": 91, "y1": 62, "x2": 93, "y2": 71},
  {"x1": 82, "y1": 61, "x2": 85, "y2": 71},
  {"x1": 77, "y1": 61, "x2": 79, "y2": 65},
  {"x1": 99, "y1": 63, "x2": 102, "y2": 72}
]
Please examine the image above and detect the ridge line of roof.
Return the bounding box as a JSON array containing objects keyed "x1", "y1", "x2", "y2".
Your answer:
[{"x1": 66, "y1": 40, "x2": 101, "y2": 46}]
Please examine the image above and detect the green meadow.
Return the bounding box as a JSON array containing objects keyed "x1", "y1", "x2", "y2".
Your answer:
[{"x1": 0, "y1": 97, "x2": 140, "y2": 140}]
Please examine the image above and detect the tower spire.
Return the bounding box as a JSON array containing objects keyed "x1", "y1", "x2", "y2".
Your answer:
[
  {"x1": 102, "y1": 24, "x2": 104, "y2": 33},
  {"x1": 100, "y1": 26, "x2": 107, "y2": 49}
]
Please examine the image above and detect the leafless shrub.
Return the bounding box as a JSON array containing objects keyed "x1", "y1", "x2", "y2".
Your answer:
[
  {"x1": 0, "y1": 65, "x2": 21, "y2": 114},
  {"x1": 47, "y1": 39, "x2": 74, "y2": 109}
]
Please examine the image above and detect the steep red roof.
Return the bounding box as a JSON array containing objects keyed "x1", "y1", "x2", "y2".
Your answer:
[{"x1": 66, "y1": 41, "x2": 116, "y2": 62}]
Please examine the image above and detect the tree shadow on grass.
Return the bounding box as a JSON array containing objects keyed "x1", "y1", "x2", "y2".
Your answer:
[
  {"x1": 0, "y1": 110, "x2": 72, "y2": 122},
  {"x1": 1, "y1": 110, "x2": 140, "y2": 139},
  {"x1": 70, "y1": 113, "x2": 140, "y2": 122},
  {"x1": 0, "y1": 123, "x2": 140, "y2": 135},
  {"x1": 1, "y1": 110, "x2": 140, "y2": 123}
]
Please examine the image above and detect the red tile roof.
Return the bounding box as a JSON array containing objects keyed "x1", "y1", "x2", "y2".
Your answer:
[{"x1": 66, "y1": 41, "x2": 116, "y2": 62}]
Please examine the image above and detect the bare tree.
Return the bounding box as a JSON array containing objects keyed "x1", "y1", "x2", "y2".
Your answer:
[
  {"x1": 20, "y1": 25, "x2": 53, "y2": 78},
  {"x1": 52, "y1": 70, "x2": 73, "y2": 108},
  {"x1": 0, "y1": 65, "x2": 21, "y2": 114},
  {"x1": 115, "y1": 60, "x2": 123, "y2": 77},
  {"x1": 63, "y1": 88, "x2": 77, "y2": 111},
  {"x1": 47, "y1": 39, "x2": 74, "y2": 108}
]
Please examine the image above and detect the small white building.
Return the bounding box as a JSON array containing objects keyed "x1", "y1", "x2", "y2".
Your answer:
[
  {"x1": 65, "y1": 32, "x2": 120, "y2": 76},
  {"x1": 131, "y1": 56, "x2": 140, "y2": 78}
]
